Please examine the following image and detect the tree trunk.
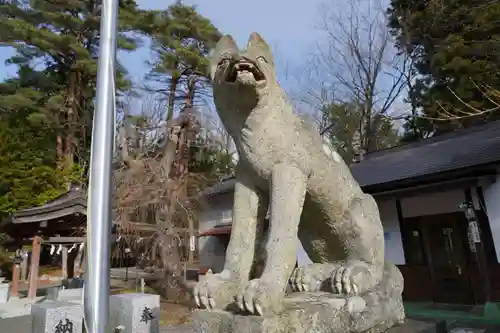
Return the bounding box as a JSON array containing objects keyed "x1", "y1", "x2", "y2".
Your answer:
[
  {"x1": 57, "y1": 135, "x2": 63, "y2": 167},
  {"x1": 166, "y1": 77, "x2": 178, "y2": 123},
  {"x1": 182, "y1": 77, "x2": 196, "y2": 263},
  {"x1": 64, "y1": 70, "x2": 78, "y2": 169},
  {"x1": 161, "y1": 77, "x2": 181, "y2": 180}
]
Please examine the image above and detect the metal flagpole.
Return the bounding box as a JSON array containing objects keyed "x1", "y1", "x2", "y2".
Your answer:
[{"x1": 84, "y1": 0, "x2": 119, "y2": 332}]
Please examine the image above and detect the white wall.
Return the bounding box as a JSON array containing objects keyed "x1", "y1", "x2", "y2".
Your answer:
[
  {"x1": 199, "y1": 187, "x2": 488, "y2": 270},
  {"x1": 198, "y1": 193, "x2": 233, "y2": 273},
  {"x1": 377, "y1": 199, "x2": 406, "y2": 265},
  {"x1": 482, "y1": 175, "x2": 500, "y2": 262},
  {"x1": 376, "y1": 187, "x2": 486, "y2": 266}
]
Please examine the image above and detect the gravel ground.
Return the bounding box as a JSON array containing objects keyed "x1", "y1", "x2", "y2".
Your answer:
[{"x1": 161, "y1": 323, "x2": 194, "y2": 333}]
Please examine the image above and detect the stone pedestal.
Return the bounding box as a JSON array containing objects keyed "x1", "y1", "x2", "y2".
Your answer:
[
  {"x1": 109, "y1": 293, "x2": 160, "y2": 333},
  {"x1": 194, "y1": 262, "x2": 405, "y2": 333},
  {"x1": 0, "y1": 283, "x2": 10, "y2": 304},
  {"x1": 193, "y1": 290, "x2": 404, "y2": 333},
  {"x1": 31, "y1": 301, "x2": 83, "y2": 333},
  {"x1": 0, "y1": 315, "x2": 32, "y2": 333},
  {"x1": 193, "y1": 312, "x2": 440, "y2": 333}
]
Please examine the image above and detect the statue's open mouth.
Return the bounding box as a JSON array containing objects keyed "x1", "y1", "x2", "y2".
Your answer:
[{"x1": 226, "y1": 60, "x2": 266, "y2": 85}]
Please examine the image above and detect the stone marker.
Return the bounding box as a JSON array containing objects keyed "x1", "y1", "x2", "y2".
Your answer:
[
  {"x1": 0, "y1": 283, "x2": 10, "y2": 304},
  {"x1": 62, "y1": 246, "x2": 68, "y2": 279},
  {"x1": 21, "y1": 250, "x2": 29, "y2": 281},
  {"x1": 109, "y1": 293, "x2": 160, "y2": 333},
  {"x1": 192, "y1": 32, "x2": 406, "y2": 333},
  {"x1": 0, "y1": 296, "x2": 44, "y2": 318},
  {"x1": 31, "y1": 301, "x2": 83, "y2": 333},
  {"x1": 0, "y1": 315, "x2": 32, "y2": 333}
]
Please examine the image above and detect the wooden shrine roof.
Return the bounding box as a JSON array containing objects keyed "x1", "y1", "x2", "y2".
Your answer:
[{"x1": 8, "y1": 187, "x2": 86, "y2": 224}]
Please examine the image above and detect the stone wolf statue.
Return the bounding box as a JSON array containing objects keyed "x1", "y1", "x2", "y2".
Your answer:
[{"x1": 193, "y1": 32, "x2": 404, "y2": 320}]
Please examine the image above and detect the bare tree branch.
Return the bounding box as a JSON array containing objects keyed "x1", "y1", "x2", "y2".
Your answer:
[
  {"x1": 303, "y1": 0, "x2": 411, "y2": 155},
  {"x1": 422, "y1": 81, "x2": 500, "y2": 121},
  {"x1": 111, "y1": 90, "x2": 235, "y2": 299}
]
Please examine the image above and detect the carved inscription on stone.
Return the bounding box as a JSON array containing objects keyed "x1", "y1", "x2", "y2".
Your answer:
[
  {"x1": 140, "y1": 306, "x2": 155, "y2": 324},
  {"x1": 54, "y1": 319, "x2": 74, "y2": 333}
]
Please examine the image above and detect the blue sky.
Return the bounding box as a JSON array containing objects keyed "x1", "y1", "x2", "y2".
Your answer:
[{"x1": 0, "y1": 0, "x2": 321, "y2": 87}]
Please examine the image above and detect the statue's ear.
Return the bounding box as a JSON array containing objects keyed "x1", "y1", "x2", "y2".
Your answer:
[
  {"x1": 247, "y1": 32, "x2": 273, "y2": 63},
  {"x1": 210, "y1": 35, "x2": 238, "y2": 80}
]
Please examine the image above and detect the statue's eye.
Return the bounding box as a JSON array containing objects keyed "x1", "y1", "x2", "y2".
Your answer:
[{"x1": 257, "y1": 56, "x2": 267, "y2": 64}]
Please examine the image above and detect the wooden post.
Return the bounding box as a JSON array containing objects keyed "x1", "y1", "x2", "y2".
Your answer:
[
  {"x1": 10, "y1": 262, "x2": 20, "y2": 298},
  {"x1": 28, "y1": 236, "x2": 42, "y2": 300},
  {"x1": 62, "y1": 246, "x2": 68, "y2": 279}
]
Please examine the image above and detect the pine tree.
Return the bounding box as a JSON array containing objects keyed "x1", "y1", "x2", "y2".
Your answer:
[
  {"x1": 0, "y1": 0, "x2": 145, "y2": 165},
  {"x1": 145, "y1": 1, "x2": 221, "y2": 121},
  {"x1": 0, "y1": 66, "x2": 78, "y2": 215},
  {"x1": 321, "y1": 102, "x2": 400, "y2": 163},
  {"x1": 388, "y1": 0, "x2": 500, "y2": 134},
  {"x1": 0, "y1": 0, "x2": 148, "y2": 213}
]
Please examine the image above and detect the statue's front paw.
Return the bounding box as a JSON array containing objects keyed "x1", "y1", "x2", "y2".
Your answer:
[
  {"x1": 290, "y1": 263, "x2": 334, "y2": 292},
  {"x1": 193, "y1": 270, "x2": 242, "y2": 310},
  {"x1": 330, "y1": 260, "x2": 379, "y2": 295},
  {"x1": 236, "y1": 278, "x2": 285, "y2": 316}
]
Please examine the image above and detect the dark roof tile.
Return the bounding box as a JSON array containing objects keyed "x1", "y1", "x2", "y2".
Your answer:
[
  {"x1": 351, "y1": 120, "x2": 500, "y2": 187},
  {"x1": 203, "y1": 120, "x2": 500, "y2": 195}
]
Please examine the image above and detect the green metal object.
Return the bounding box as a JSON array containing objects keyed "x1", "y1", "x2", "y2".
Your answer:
[
  {"x1": 483, "y1": 302, "x2": 500, "y2": 321},
  {"x1": 404, "y1": 302, "x2": 500, "y2": 325}
]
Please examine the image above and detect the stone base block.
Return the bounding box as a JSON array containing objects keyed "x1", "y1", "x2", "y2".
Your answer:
[
  {"x1": 0, "y1": 315, "x2": 32, "y2": 333},
  {"x1": 193, "y1": 262, "x2": 405, "y2": 333},
  {"x1": 0, "y1": 296, "x2": 45, "y2": 318},
  {"x1": 0, "y1": 283, "x2": 9, "y2": 304},
  {"x1": 109, "y1": 293, "x2": 160, "y2": 333},
  {"x1": 193, "y1": 292, "x2": 404, "y2": 333},
  {"x1": 193, "y1": 314, "x2": 439, "y2": 333},
  {"x1": 31, "y1": 301, "x2": 83, "y2": 333}
]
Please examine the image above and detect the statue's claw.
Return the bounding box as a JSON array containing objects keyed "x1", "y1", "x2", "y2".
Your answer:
[
  {"x1": 289, "y1": 262, "x2": 378, "y2": 296},
  {"x1": 289, "y1": 263, "x2": 335, "y2": 292},
  {"x1": 330, "y1": 261, "x2": 375, "y2": 296},
  {"x1": 236, "y1": 278, "x2": 284, "y2": 316},
  {"x1": 192, "y1": 270, "x2": 242, "y2": 310}
]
